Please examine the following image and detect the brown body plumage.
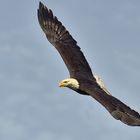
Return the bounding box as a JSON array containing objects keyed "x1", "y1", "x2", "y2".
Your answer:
[{"x1": 38, "y1": 2, "x2": 140, "y2": 126}]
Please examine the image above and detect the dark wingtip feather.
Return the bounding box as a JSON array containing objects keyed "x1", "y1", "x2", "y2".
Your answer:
[
  {"x1": 38, "y1": 2, "x2": 54, "y2": 21},
  {"x1": 48, "y1": 9, "x2": 53, "y2": 18},
  {"x1": 39, "y1": 1, "x2": 44, "y2": 9}
]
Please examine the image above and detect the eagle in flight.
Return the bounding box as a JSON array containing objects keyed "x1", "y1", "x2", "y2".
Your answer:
[{"x1": 37, "y1": 2, "x2": 140, "y2": 126}]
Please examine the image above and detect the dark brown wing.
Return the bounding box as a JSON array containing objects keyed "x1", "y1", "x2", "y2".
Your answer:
[
  {"x1": 80, "y1": 83, "x2": 140, "y2": 126},
  {"x1": 37, "y1": 2, "x2": 94, "y2": 80}
]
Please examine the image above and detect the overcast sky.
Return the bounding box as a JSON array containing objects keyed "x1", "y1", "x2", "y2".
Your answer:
[{"x1": 0, "y1": 0, "x2": 140, "y2": 140}]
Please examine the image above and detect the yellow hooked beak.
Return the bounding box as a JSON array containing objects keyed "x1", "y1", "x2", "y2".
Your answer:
[{"x1": 59, "y1": 81, "x2": 65, "y2": 87}]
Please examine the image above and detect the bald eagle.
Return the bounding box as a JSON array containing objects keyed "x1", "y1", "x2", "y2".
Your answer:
[{"x1": 37, "y1": 2, "x2": 140, "y2": 126}]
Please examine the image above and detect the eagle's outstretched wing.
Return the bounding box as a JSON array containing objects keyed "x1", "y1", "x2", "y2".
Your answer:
[
  {"x1": 37, "y1": 2, "x2": 140, "y2": 126},
  {"x1": 81, "y1": 84, "x2": 140, "y2": 126},
  {"x1": 38, "y1": 2, "x2": 94, "y2": 80}
]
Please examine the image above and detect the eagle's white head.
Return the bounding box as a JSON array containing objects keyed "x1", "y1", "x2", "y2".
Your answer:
[{"x1": 59, "y1": 78, "x2": 79, "y2": 90}]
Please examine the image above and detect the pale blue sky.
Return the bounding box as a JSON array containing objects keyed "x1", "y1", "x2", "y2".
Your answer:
[{"x1": 0, "y1": 0, "x2": 140, "y2": 140}]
